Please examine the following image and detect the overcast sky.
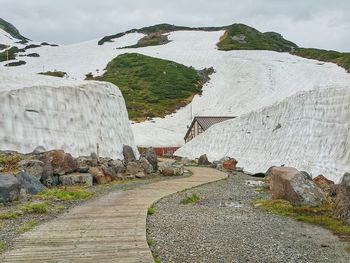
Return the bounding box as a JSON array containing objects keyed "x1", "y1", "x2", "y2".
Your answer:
[{"x1": 1, "y1": 0, "x2": 349, "y2": 51}]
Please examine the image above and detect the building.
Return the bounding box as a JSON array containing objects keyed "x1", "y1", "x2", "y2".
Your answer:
[{"x1": 184, "y1": 116, "x2": 236, "y2": 143}]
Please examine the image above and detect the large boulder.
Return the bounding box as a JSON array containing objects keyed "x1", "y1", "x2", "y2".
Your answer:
[
  {"x1": 313, "y1": 175, "x2": 334, "y2": 190},
  {"x1": 125, "y1": 162, "x2": 145, "y2": 178},
  {"x1": 198, "y1": 154, "x2": 211, "y2": 165},
  {"x1": 144, "y1": 147, "x2": 158, "y2": 171},
  {"x1": 18, "y1": 160, "x2": 44, "y2": 179},
  {"x1": 123, "y1": 145, "x2": 136, "y2": 163},
  {"x1": 140, "y1": 157, "x2": 153, "y2": 175},
  {"x1": 40, "y1": 150, "x2": 78, "y2": 176},
  {"x1": 268, "y1": 166, "x2": 325, "y2": 206},
  {"x1": 15, "y1": 172, "x2": 45, "y2": 195},
  {"x1": 222, "y1": 158, "x2": 238, "y2": 170},
  {"x1": 335, "y1": 173, "x2": 350, "y2": 224},
  {"x1": 0, "y1": 175, "x2": 21, "y2": 203},
  {"x1": 88, "y1": 167, "x2": 113, "y2": 184},
  {"x1": 59, "y1": 173, "x2": 93, "y2": 187},
  {"x1": 159, "y1": 162, "x2": 184, "y2": 176}
]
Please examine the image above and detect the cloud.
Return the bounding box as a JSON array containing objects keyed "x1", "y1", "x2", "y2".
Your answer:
[{"x1": 0, "y1": 0, "x2": 349, "y2": 51}]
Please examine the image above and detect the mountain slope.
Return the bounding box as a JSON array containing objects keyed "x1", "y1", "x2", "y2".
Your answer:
[
  {"x1": 0, "y1": 18, "x2": 28, "y2": 43},
  {"x1": 175, "y1": 87, "x2": 350, "y2": 183}
]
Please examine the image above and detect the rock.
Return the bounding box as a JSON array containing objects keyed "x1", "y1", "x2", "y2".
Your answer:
[
  {"x1": 313, "y1": 175, "x2": 334, "y2": 190},
  {"x1": 223, "y1": 158, "x2": 238, "y2": 170},
  {"x1": 123, "y1": 145, "x2": 136, "y2": 163},
  {"x1": 18, "y1": 160, "x2": 44, "y2": 179},
  {"x1": 335, "y1": 173, "x2": 350, "y2": 224},
  {"x1": 15, "y1": 172, "x2": 45, "y2": 195},
  {"x1": 90, "y1": 153, "x2": 98, "y2": 167},
  {"x1": 107, "y1": 159, "x2": 125, "y2": 174},
  {"x1": 76, "y1": 156, "x2": 94, "y2": 173},
  {"x1": 135, "y1": 172, "x2": 146, "y2": 179},
  {"x1": 125, "y1": 162, "x2": 145, "y2": 177},
  {"x1": 89, "y1": 167, "x2": 112, "y2": 184},
  {"x1": 40, "y1": 150, "x2": 78, "y2": 176},
  {"x1": 144, "y1": 147, "x2": 158, "y2": 171},
  {"x1": 40, "y1": 162, "x2": 59, "y2": 186},
  {"x1": 0, "y1": 175, "x2": 21, "y2": 203},
  {"x1": 160, "y1": 162, "x2": 184, "y2": 176},
  {"x1": 101, "y1": 165, "x2": 117, "y2": 181},
  {"x1": 140, "y1": 157, "x2": 153, "y2": 174},
  {"x1": 32, "y1": 146, "x2": 46, "y2": 154},
  {"x1": 330, "y1": 184, "x2": 340, "y2": 197},
  {"x1": 59, "y1": 173, "x2": 93, "y2": 187},
  {"x1": 268, "y1": 166, "x2": 326, "y2": 206},
  {"x1": 198, "y1": 154, "x2": 211, "y2": 165}
]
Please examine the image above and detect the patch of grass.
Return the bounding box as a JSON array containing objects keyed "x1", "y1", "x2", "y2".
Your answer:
[
  {"x1": 0, "y1": 242, "x2": 6, "y2": 252},
  {"x1": 93, "y1": 53, "x2": 203, "y2": 121},
  {"x1": 147, "y1": 239, "x2": 155, "y2": 247},
  {"x1": 0, "y1": 46, "x2": 25, "y2": 62},
  {"x1": 255, "y1": 199, "x2": 350, "y2": 236},
  {"x1": 217, "y1": 24, "x2": 297, "y2": 52},
  {"x1": 0, "y1": 212, "x2": 18, "y2": 220},
  {"x1": 39, "y1": 71, "x2": 67, "y2": 78},
  {"x1": 0, "y1": 153, "x2": 24, "y2": 173},
  {"x1": 36, "y1": 187, "x2": 93, "y2": 201},
  {"x1": 345, "y1": 245, "x2": 350, "y2": 253},
  {"x1": 180, "y1": 193, "x2": 200, "y2": 205},
  {"x1": 16, "y1": 220, "x2": 39, "y2": 234},
  {"x1": 4, "y1": 60, "x2": 26, "y2": 67},
  {"x1": 20, "y1": 202, "x2": 50, "y2": 214},
  {"x1": 0, "y1": 222, "x2": 5, "y2": 230},
  {"x1": 147, "y1": 206, "x2": 156, "y2": 215},
  {"x1": 294, "y1": 48, "x2": 350, "y2": 73}
]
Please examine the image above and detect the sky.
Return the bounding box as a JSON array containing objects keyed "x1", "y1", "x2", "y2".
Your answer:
[{"x1": 0, "y1": 0, "x2": 349, "y2": 51}]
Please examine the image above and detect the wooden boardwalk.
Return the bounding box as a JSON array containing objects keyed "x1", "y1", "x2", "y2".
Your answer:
[{"x1": 1, "y1": 167, "x2": 227, "y2": 263}]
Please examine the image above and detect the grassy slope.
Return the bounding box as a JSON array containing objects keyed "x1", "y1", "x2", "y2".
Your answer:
[
  {"x1": 0, "y1": 18, "x2": 28, "y2": 42},
  {"x1": 95, "y1": 53, "x2": 202, "y2": 121},
  {"x1": 217, "y1": 24, "x2": 297, "y2": 52}
]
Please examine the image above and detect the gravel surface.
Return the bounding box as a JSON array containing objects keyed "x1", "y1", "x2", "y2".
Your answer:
[{"x1": 147, "y1": 171, "x2": 350, "y2": 263}]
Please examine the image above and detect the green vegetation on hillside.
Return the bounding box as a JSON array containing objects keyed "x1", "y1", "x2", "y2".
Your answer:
[
  {"x1": 39, "y1": 71, "x2": 67, "y2": 78},
  {"x1": 0, "y1": 46, "x2": 25, "y2": 62},
  {"x1": 217, "y1": 24, "x2": 297, "y2": 52},
  {"x1": 122, "y1": 33, "x2": 170, "y2": 49},
  {"x1": 94, "y1": 53, "x2": 205, "y2": 120},
  {"x1": 294, "y1": 48, "x2": 350, "y2": 72},
  {"x1": 0, "y1": 18, "x2": 28, "y2": 42}
]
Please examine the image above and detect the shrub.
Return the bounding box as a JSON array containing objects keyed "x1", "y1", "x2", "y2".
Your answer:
[
  {"x1": 147, "y1": 206, "x2": 156, "y2": 215},
  {"x1": 180, "y1": 193, "x2": 200, "y2": 205}
]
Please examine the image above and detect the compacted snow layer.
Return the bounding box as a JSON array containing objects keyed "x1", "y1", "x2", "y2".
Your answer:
[
  {"x1": 0, "y1": 71, "x2": 138, "y2": 159},
  {"x1": 2, "y1": 30, "x2": 350, "y2": 147},
  {"x1": 175, "y1": 87, "x2": 350, "y2": 183}
]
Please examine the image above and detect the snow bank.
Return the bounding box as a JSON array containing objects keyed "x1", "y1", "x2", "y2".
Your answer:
[
  {"x1": 0, "y1": 71, "x2": 138, "y2": 159},
  {"x1": 175, "y1": 87, "x2": 350, "y2": 183}
]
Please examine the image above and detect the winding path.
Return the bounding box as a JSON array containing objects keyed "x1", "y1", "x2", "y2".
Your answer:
[{"x1": 1, "y1": 167, "x2": 227, "y2": 263}]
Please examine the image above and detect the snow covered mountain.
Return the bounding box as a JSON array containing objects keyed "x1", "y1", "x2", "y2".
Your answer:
[
  {"x1": 175, "y1": 87, "x2": 350, "y2": 183},
  {"x1": 1, "y1": 26, "x2": 350, "y2": 147}
]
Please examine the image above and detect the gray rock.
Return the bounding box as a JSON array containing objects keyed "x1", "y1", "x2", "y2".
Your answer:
[
  {"x1": 15, "y1": 172, "x2": 45, "y2": 195},
  {"x1": 32, "y1": 146, "x2": 46, "y2": 154},
  {"x1": 59, "y1": 173, "x2": 93, "y2": 187},
  {"x1": 144, "y1": 147, "x2": 158, "y2": 171},
  {"x1": 125, "y1": 161, "x2": 144, "y2": 176},
  {"x1": 0, "y1": 175, "x2": 21, "y2": 203},
  {"x1": 160, "y1": 162, "x2": 184, "y2": 176},
  {"x1": 198, "y1": 154, "x2": 211, "y2": 165},
  {"x1": 335, "y1": 173, "x2": 350, "y2": 224},
  {"x1": 268, "y1": 166, "x2": 325, "y2": 206},
  {"x1": 140, "y1": 157, "x2": 153, "y2": 174},
  {"x1": 18, "y1": 160, "x2": 44, "y2": 179},
  {"x1": 90, "y1": 153, "x2": 98, "y2": 167},
  {"x1": 107, "y1": 159, "x2": 125, "y2": 174},
  {"x1": 40, "y1": 150, "x2": 78, "y2": 176},
  {"x1": 123, "y1": 145, "x2": 136, "y2": 163}
]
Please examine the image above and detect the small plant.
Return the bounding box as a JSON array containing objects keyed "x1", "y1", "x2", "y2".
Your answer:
[
  {"x1": 0, "y1": 154, "x2": 24, "y2": 173},
  {"x1": 0, "y1": 242, "x2": 6, "y2": 252},
  {"x1": 0, "y1": 222, "x2": 5, "y2": 230},
  {"x1": 180, "y1": 193, "x2": 200, "y2": 205},
  {"x1": 147, "y1": 206, "x2": 156, "y2": 215},
  {"x1": 16, "y1": 220, "x2": 39, "y2": 234},
  {"x1": 147, "y1": 239, "x2": 155, "y2": 247},
  {"x1": 345, "y1": 245, "x2": 350, "y2": 253},
  {"x1": 0, "y1": 212, "x2": 18, "y2": 220},
  {"x1": 36, "y1": 187, "x2": 93, "y2": 201},
  {"x1": 20, "y1": 202, "x2": 50, "y2": 214}
]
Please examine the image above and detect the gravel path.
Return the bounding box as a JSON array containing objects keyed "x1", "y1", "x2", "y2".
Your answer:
[{"x1": 147, "y1": 170, "x2": 350, "y2": 263}]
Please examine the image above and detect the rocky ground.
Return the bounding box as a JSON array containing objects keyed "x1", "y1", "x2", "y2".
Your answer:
[
  {"x1": 147, "y1": 171, "x2": 350, "y2": 263},
  {"x1": 0, "y1": 173, "x2": 186, "y2": 253}
]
